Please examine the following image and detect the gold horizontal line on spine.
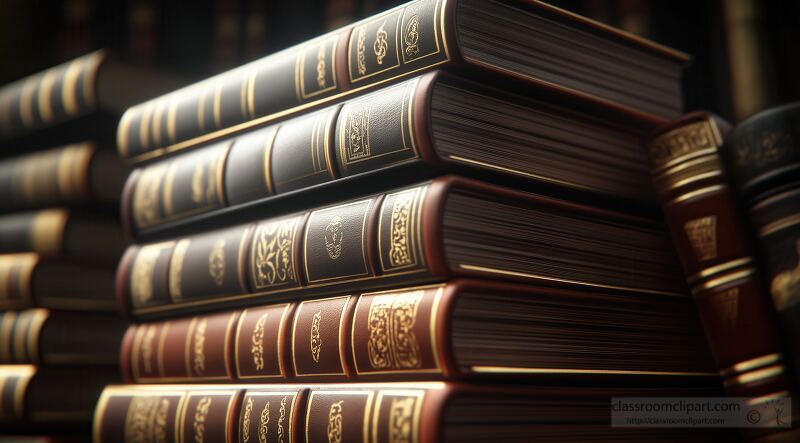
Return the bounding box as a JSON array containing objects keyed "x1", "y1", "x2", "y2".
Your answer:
[
  {"x1": 691, "y1": 268, "x2": 757, "y2": 295},
  {"x1": 665, "y1": 184, "x2": 725, "y2": 206},
  {"x1": 719, "y1": 353, "x2": 782, "y2": 378},
  {"x1": 470, "y1": 366, "x2": 717, "y2": 377},
  {"x1": 759, "y1": 213, "x2": 800, "y2": 238},
  {"x1": 687, "y1": 257, "x2": 753, "y2": 284},
  {"x1": 723, "y1": 364, "x2": 785, "y2": 388}
]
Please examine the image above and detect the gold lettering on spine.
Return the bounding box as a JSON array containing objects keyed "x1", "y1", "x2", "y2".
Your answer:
[
  {"x1": 133, "y1": 164, "x2": 168, "y2": 229},
  {"x1": 124, "y1": 396, "x2": 171, "y2": 442},
  {"x1": 141, "y1": 325, "x2": 157, "y2": 375},
  {"x1": 367, "y1": 291, "x2": 423, "y2": 369},
  {"x1": 388, "y1": 396, "x2": 416, "y2": 443},
  {"x1": 209, "y1": 239, "x2": 226, "y2": 286},
  {"x1": 649, "y1": 120, "x2": 721, "y2": 172},
  {"x1": 310, "y1": 310, "x2": 322, "y2": 363},
  {"x1": 259, "y1": 400, "x2": 271, "y2": 443},
  {"x1": 169, "y1": 239, "x2": 190, "y2": 301},
  {"x1": 193, "y1": 396, "x2": 213, "y2": 443},
  {"x1": 276, "y1": 396, "x2": 287, "y2": 443},
  {"x1": 374, "y1": 21, "x2": 389, "y2": 65},
  {"x1": 324, "y1": 216, "x2": 344, "y2": 260},
  {"x1": 192, "y1": 318, "x2": 208, "y2": 376},
  {"x1": 684, "y1": 216, "x2": 718, "y2": 261},
  {"x1": 251, "y1": 312, "x2": 269, "y2": 371},
  {"x1": 131, "y1": 246, "x2": 162, "y2": 306},
  {"x1": 356, "y1": 28, "x2": 367, "y2": 76},
  {"x1": 317, "y1": 44, "x2": 327, "y2": 90},
  {"x1": 771, "y1": 239, "x2": 800, "y2": 310},
  {"x1": 403, "y1": 15, "x2": 420, "y2": 58},
  {"x1": 242, "y1": 397, "x2": 254, "y2": 442},
  {"x1": 389, "y1": 191, "x2": 414, "y2": 267},
  {"x1": 327, "y1": 400, "x2": 343, "y2": 443},
  {"x1": 252, "y1": 218, "x2": 297, "y2": 289}
]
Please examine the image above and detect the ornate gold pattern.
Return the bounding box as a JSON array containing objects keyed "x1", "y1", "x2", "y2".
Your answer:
[
  {"x1": 388, "y1": 396, "x2": 417, "y2": 443},
  {"x1": 374, "y1": 21, "x2": 389, "y2": 65},
  {"x1": 324, "y1": 215, "x2": 344, "y2": 260},
  {"x1": 131, "y1": 246, "x2": 162, "y2": 306},
  {"x1": 367, "y1": 291, "x2": 423, "y2": 369},
  {"x1": 356, "y1": 28, "x2": 367, "y2": 76},
  {"x1": 192, "y1": 396, "x2": 212, "y2": 443},
  {"x1": 251, "y1": 312, "x2": 269, "y2": 371},
  {"x1": 316, "y1": 44, "x2": 327, "y2": 90},
  {"x1": 310, "y1": 310, "x2": 323, "y2": 363},
  {"x1": 648, "y1": 119, "x2": 720, "y2": 171},
  {"x1": 736, "y1": 131, "x2": 791, "y2": 168},
  {"x1": 771, "y1": 239, "x2": 800, "y2": 311},
  {"x1": 124, "y1": 396, "x2": 171, "y2": 443},
  {"x1": 192, "y1": 318, "x2": 208, "y2": 376},
  {"x1": 389, "y1": 191, "x2": 414, "y2": 267},
  {"x1": 169, "y1": 239, "x2": 190, "y2": 301},
  {"x1": 134, "y1": 165, "x2": 167, "y2": 228},
  {"x1": 403, "y1": 15, "x2": 420, "y2": 58},
  {"x1": 259, "y1": 400, "x2": 270, "y2": 443},
  {"x1": 242, "y1": 397, "x2": 254, "y2": 442},
  {"x1": 277, "y1": 396, "x2": 287, "y2": 443},
  {"x1": 141, "y1": 325, "x2": 157, "y2": 375},
  {"x1": 252, "y1": 218, "x2": 297, "y2": 288},
  {"x1": 684, "y1": 216, "x2": 718, "y2": 261},
  {"x1": 209, "y1": 239, "x2": 226, "y2": 286},
  {"x1": 344, "y1": 105, "x2": 371, "y2": 162},
  {"x1": 327, "y1": 400, "x2": 343, "y2": 443}
]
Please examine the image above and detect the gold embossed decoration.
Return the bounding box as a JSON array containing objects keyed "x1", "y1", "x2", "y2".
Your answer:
[
  {"x1": 169, "y1": 239, "x2": 190, "y2": 301},
  {"x1": 140, "y1": 325, "x2": 157, "y2": 375},
  {"x1": 251, "y1": 312, "x2": 269, "y2": 371},
  {"x1": 310, "y1": 310, "x2": 323, "y2": 363},
  {"x1": 327, "y1": 400, "x2": 343, "y2": 443},
  {"x1": 685, "y1": 216, "x2": 718, "y2": 261},
  {"x1": 259, "y1": 400, "x2": 270, "y2": 443},
  {"x1": 367, "y1": 291, "x2": 423, "y2": 370},
  {"x1": 209, "y1": 239, "x2": 226, "y2": 286},
  {"x1": 648, "y1": 120, "x2": 719, "y2": 169},
  {"x1": 131, "y1": 246, "x2": 161, "y2": 306},
  {"x1": 356, "y1": 28, "x2": 367, "y2": 76},
  {"x1": 736, "y1": 131, "x2": 791, "y2": 168},
  {"x1": 252, "y1": 219, "x2": 297, "y2": 289},
  {"x1": 403, "y1": 15, "x2": 420, "y2": 58},
  {"x1": 374, "y1": 21, "x2": 388, "y2": 65},
  {"x1": 771, "y1": 239, "x2": 800, "y2": 310},
  {"x1": 242, "y1": 397, "x2": 254, "y2": 442},
  {"x1": 345, "y1": 105, "x2": 371, "y2": 162},
  {"x1": 324, "y1": 216, "x2": 344, "y2": 260},
  {"x1": 124, "y1": 396, "x2": 170, "y2": 443},
  {"x1": 277, "y1": 396, "x2": 287, "y2": 443},
  {"x1": 192, "y1": 318, "x2": 208, "y2": 376},
  {"x1": 389, "y1": 192, "x2": 414, "y2": 267},
  {"x1": 389, "y1": 396, "x2": 417, "y2": 443},
  {"x1": 316, "y1": 44, "x2": 327, "y2": 90},
  {"x1": 133, "y1": 164, "x2": 167, "y2": 228},
  {"x1": 193, "y1": 396, "x2": 212, "y2": 443}
]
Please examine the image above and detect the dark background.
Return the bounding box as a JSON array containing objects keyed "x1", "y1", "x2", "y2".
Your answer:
[{"x1": 1, "y1": 0, "x2": 797, "y2": 123}]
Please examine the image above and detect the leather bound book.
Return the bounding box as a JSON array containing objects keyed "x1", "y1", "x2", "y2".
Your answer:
[
  {"x1": 0, "y1": 209, "x2": 125, "y2": 263},
  {"x1": 0, "y1": 50, "x2": 180, "y2": 147},
  {"x1": 0, "y1": 365, "x2": 119, "y2": 430},
  {"x1": 117, "y1": 0, "x2": 689, "y2": 164},
  {"x1": 93, "y1": 383, "x2": 731, "y2": 443},
  {"x1": 647, "y1": 112, "x2": 796, "y2": 392},
  {"x1": 0, "y1": 253, "x2": 116, "y2": 312},
  {"x1": 119, "y1": 280, "x2": 717, "y2": 384},
  {"x1": 117, "y1": 175, "x2": 688, "y2": 319},
  {"x1": 0, "y1": 309, "x2": 124, "y2": 365},
  {"x1": 723, "y1": 102, "x2": 800, "y2": 384},
  {"x1": 0, "y1": 143, "x2": 129, "y2": 212},
  {"x1": 124, "y1": 72, "x2": 662, "y2": 236}
]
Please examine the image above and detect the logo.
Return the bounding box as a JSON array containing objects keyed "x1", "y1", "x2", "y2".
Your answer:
[{"x1": 324, "y1": 216, "x2": 344, "y2": 260}]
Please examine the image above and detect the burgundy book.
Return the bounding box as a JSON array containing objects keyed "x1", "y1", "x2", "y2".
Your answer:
[
  {"x1": 118, "y1": 280, "x2": 716, "y2": 384},
  {"x1": 94, "y1": 383, "x2": 730, "y2": 443},
  {"x1": 0, "y1": 253, "x2": 116, "y2": 312},
  {"x1": 117, "y1": 175, "x2": 687, "y2": 319},
  {"x1": 647, "y1": 112, "x2": 797, "y2": 398},
  {"x1": 0, "y1": 209, "x2": 125, "y2": 263},
  {"x1": 116, "y1": 0, "x2": 689, "y2": 164},
  {"x1": 123, "y1": 71, "x2": 660, "y2": 237},
  {"x1": 0, "y1": 309, "x2": 124, "y2": 366}
]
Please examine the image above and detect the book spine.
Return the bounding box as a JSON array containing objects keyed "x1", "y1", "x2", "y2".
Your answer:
[
  {"x1": 0, "y1": 254, "x2": 38, "y2": 311},
  {"x1": 0, "y1": 143, "x2": 98, "y2": 212},
  {"x1": 0, "y1": 209, "x2": 69, "y2": 257},
  {"x1": 124, "y1": 75, "x2": 431, "y2": 233},
  {"x1": 120, "y1": 182, "x2": 434, "y2": 318},
  {"x1": 0, "y1": 365, "x2": 36, "y2": 421},
  {"x1": 0, "y1": 50, "x2": 106, "y2": 139},
  {"x1": 647, "y1": 113, "x2": 794, "y2": 391},
  {"x1": 123, "y1": 285, "x2": 447, "y2": 383},
  {"x1": 725, "y1": 103, "x2": 800, "y2": 385},
  {"x1": 117, "y1": 0, "x2": 451, "y2": 163},
  {"x1": 94, "y1": 384, "x2": 438, "y2": 443}
]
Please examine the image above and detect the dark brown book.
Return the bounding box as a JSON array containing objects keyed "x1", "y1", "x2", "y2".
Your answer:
[
  {"x1": 117, "y1": 175, "x2": 687, "y2": 319},
  {"x1": 0, "y1": 50, "x2": 180, "y2": 147},
  {"x1": 124, "y1": 72, "x2": 659, "y2": 236},
  {"x1": 722, "y1": 102, "x2": 800, "y2": 384},
  {"x1": 0, "y1": 209, "x2": 125, "y2": 263},
  {"x1": 0, "y1": 253, "x2": 116, "y2": 312},
  {"x1": 93, "y1": 383, "x2": 730, "y2": 443},
  {"x1": 0, "y1": 142, "x2": 129, "y2": 212},
  {"x1": 119, "y1": 280, "x2": 716, "y2": 384},
  {"x1": 647, "y1": 113, "x2": 797, "y2": 397},
  {"x1": 0, "y1": 365, "x2": 119, "y2": 429},
  {"x1": 116, "y1": 0, "x2": 688, "y2": 164},
  {"x1": 0, "y1": 309, "x2": 124, "y2": 365}
]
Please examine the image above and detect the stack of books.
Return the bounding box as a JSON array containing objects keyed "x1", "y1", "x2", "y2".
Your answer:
[
  {"x1": 0, "y1": 51, "x2": 174, "y2": 439},
  {"x1": 93, "y1": 1, "x2": 738, "y2": 441}
]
